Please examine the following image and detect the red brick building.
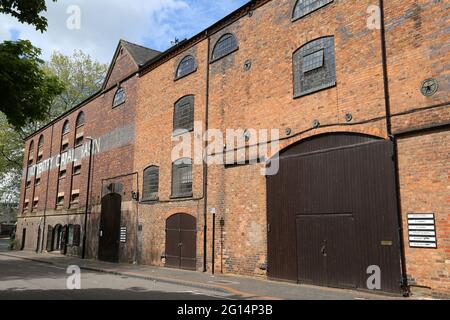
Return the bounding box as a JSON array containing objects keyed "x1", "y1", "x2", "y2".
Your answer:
[{"x1": 17, "y1": 0, "x2": 449, "y2": 298}]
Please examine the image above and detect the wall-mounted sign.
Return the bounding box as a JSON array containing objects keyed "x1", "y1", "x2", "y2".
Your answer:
[
  {"x1": 120, "y1": 227, "x2": 127, "y2": 243},
  {"x1": 408, "y1": 214, "x2": 437, "y2": 249}
]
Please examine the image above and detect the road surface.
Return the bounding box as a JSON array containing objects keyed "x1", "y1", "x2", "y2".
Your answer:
[{"x1": 0, "y1": 251, "x2": 234, "y2": 300}]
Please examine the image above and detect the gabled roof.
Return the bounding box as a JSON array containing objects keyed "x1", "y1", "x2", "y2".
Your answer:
[
  {"x1": 120, "y1": 40, "x2": 161, "y2": 67},
  {"x1": 102, "y1": 39, "x2": 161, "y2": 90}
]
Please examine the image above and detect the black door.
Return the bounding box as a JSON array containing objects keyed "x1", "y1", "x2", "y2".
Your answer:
[
  {"x1": 46, "y1": 225, "x2": 54, "y2": 252},
  {"x1": 267, "y1": 133, "x2": 402, "y2": 293},
  {"x1": 98, "y1": 193, "x2": 122, "y2": 262},
  {"x1": 60, "y1": 226, "x2": 68, "y2": 255},
  {"x1": 20, "y1": 228, "x2": 26, "y2": 250},
  {"x1": 165, "y1": 214, "x2": 196, "y2": 270}
]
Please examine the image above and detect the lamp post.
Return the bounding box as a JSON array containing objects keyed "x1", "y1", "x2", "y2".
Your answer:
[{"x1": 82, "y1": 137, "x2": 94, "y2": 259}]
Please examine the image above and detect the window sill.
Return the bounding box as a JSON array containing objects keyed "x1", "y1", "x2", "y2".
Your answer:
[
  {"x1": 173, "y1": 128, "x2": 194, "y2": 137},
  {"x1": 170, "y1": 194, "x2": 194, "y2": 200}
]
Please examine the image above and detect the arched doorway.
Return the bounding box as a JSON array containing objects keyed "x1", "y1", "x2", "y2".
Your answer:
[
  {"x1": 165, "y1": 213, "x2": 197, "y2": 271},
  {"x1": 266, "y1": 133, "x2": 402, "y2": 293},
  {"x1": 98, "y1": 193, "x2": 122, "y2": 263},
  {"x1": 52, "y1": 225, "x2": 62, "y2": 251}
]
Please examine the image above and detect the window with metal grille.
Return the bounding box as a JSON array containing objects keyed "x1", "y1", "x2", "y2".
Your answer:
[
  {"x1": 62, "y1": 120, "x2": 70, "y2": 135},
  {"x1": 143, "y1": 166, "x2": 159, "y2": 201},
  {"x1": 76, "y1": 111, "x2": 85, "y2": 127},
  {"x1": 293, "y1": 0, "x2": 333, "y2": 20},
  {"x1": 172, "y1": 158, "x2": 193, "y2": 198},
  {"x1": 176, "y1": 55, "x2": 197, "y2": 79},
  {"x1": 113, "y1": 87, "x2": 126, "y2": 108},
  {"x1": 173, "y1": 95, "x2": 194, "y2": 134},
  {"x1": 293, "y1": 36, "x2": 336, "y2": 97},
  {"x1": 212, "y1": 33, "x2": 238, "y2": 61},
  {"x1": 303, "y1": 49, "x2": 324, "y2": 72}
]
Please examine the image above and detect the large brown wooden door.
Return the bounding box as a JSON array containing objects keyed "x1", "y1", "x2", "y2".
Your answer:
[
  {"x1": 98, "y1": 193, "x2": 122, "y2": 263},
  {"x1": 267, "y1": 133, "x2": 402, "y2": 293},
  {"x1": 165, "y1": 214, "x2": 197, "y2": 271}
]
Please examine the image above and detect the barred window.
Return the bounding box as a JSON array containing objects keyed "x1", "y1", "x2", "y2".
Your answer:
[
  {"x1": 76, "y1": 111, "x2": 85, "y2": 127},
  {"x1": 212, "y1": 33, "x2": 238, "y2": 62},
  {"x1": 176, "y1": 55, "x2": 197, "y2": 79},
  {"x1": 172, "y1": 158, "x2": 193, "y2": 198},
  {"x1": 293, "y1": 0, "x2": 333, "y2": 20},
  {"x1": 113, "y1": 87, "x2": 126, "y2": 108},
  {"x1": 143, "y1": 166, "x2": 159, "y2": 201},
  {"x1": 173, "y1": 95, "x2": 194, "y2": 134},
  {"x1": 293, "y1": 36, "x2": 336, "y2": 97}
]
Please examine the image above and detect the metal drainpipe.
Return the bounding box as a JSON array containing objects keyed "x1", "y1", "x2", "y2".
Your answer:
[
  {"x1": 81, "y1": 137, "x2": 94, "y2": 259},
  {"x1": 40, "y1": 123, "x2": 54, "y2": 253},
  {"x1": 203, "y1": 32, "x2": 211, "y2": 272},
  {"x1": 379, "y1": 0, "x2": 409, "y2": 296}
]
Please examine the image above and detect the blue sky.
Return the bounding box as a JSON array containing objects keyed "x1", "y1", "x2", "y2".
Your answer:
[{"x1": 0, "y1": 0, "x2": 248, "y2": 63}]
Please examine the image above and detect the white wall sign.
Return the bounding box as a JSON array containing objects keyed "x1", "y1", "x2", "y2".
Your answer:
[{"x1": 408, "y1": 213, "x2": 437, "y2": 249}]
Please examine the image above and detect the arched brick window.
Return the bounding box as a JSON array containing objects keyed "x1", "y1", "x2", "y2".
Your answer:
[
  {"x1": 293, "y1": 36, "x2": 336, "y2": 97},
  {"x1": 76, "y1": 111, "x2": 85, "y2": 127},
  {"x1": 172, "y1": 158, "x2": 193, "y2": 198},
  {"x1": 211, "y1": 33, "x2": 238, "y2": 62},
  {"x1": 176, "y1": 55, "x2": 197, "y2": 79},
  {"x1": 113, "y1": 87, "x2": 126, "y2": 108},
  {"x1": 62, "y1": 120, "x2": 70, "y2": 135},
  {"x1": 143, "y1": 166, "x2": 159, "y2": 201},
  {"x1": 293, "y1": 0, "x2": 333, "y2": 21},
  {"x1": 173, "y1": 95, "x2": 194, "y2": 134}
]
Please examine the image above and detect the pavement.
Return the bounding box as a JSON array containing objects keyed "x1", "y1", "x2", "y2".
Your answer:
[{"x1": 0, "y1": 239, "x2": 407, "y2": 300}]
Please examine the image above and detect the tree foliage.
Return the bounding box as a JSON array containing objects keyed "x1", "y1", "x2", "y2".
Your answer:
[
  {"x1": 0, "y1": 40, "x2": 65, "y2": 129},
  {"x1": 0, "y1": 0, "x2": 57, "y2": 32},
  {"x1": 0, "y1": 50, "x2": 107, "y2": 203}
]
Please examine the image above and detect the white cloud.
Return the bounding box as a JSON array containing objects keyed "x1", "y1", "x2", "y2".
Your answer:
[{"x1": 0, "y1": 0, "x2": 190, "y2": 63}]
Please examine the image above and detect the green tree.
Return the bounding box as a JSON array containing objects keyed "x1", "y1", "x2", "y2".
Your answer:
[
  {"x1": 0, "y1": 0, "x2": 57, "y2": 32},
  {"x1": 0, "y1": 51, "x2": 107, "y2": 203},
  {"x1": 43, "y1": 51, "x2": 108, "y2": 118},
  {"x1": 0, "y1": 40, "x2": 65, "y2": 129}
]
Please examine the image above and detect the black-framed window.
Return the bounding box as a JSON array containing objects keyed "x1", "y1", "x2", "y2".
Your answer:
[
  {"x1": 142, "y1": 166, "x2": 159, "y2": 201},
  {"x1": 176, "y1": 55, "x2": 197, "y2": 79},
  {"x1": 172, "y1": 158, "x2": 193, "y2": 198},
  {"x1": 76, "y1": 111, "x2": 85, "y2": 127},
  {"x1": 62, "y1": 120, "x2": 70, "y2": 135},
  {"x1": 113, "y1": 87, "x2": 126, "y2": 108},
  {"x1": 211, "y1": 33, "x2": 238, "y2": 62},
  {"x1": 292, "y1": 0, "x2": 333, "y2": 20},
  {"x1": 173, "y1": 95, "x2": 194, "y2": 134},
  {"x1": 293, "y1": 36, "x2": 336, "y2": 97}
]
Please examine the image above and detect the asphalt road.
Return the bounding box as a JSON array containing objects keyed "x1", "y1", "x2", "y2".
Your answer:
[{"x1": 0, "y1": 252, "x2": 234, "y2": 300}]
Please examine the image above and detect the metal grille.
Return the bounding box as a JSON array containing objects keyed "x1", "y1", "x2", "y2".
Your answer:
[
  {"x1": 303, "y1": 50, "x2": 324, "y2": 72},
  {"x1": 174, "y1": 96, "x2": 194, "y2": 133},
  {"x1": 176, "y1": 55, "x2": 196, "y2": 78},
  {"x1": 76, "y1": 112, "x2": 85, "y2": 127},
  {"x1": 293, "y1": 0, "x2": 333, "y2": 20},
  {"x1": 113, "y1": 88, "x2": 126, "y2": 107},
  {"x1": 212, "y1": 33, "x2": 238, "y2": 61},
  {"x1": 172, "y1": 158, "x2": 193, "y2": 197},
  {"x1": 293, "y1": 37, "x2": 336, "y2": 97},
  {"x1": 143, "y1": 166, "x2": 159, "y2": 200}
]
